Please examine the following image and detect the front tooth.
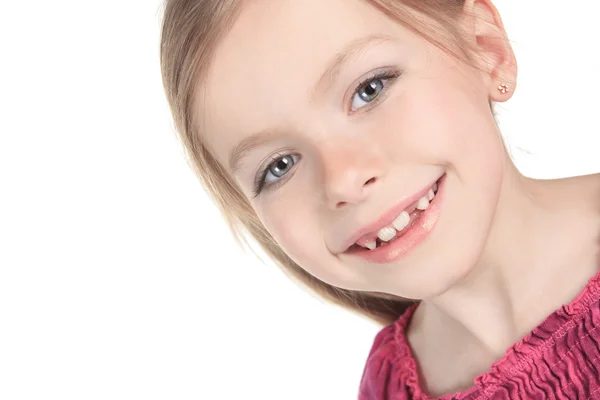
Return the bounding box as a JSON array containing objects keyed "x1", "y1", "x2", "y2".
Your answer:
[
  {"x1": 365, "y1": 241, "x2": 376, "y2": 250},
  {"x1": 427, "y1": 188, "x2": 435, "y2": 201},
  {"x1": 377, "y1": 226, "x2": 396, "y2": 242},
  {"x1": 416, "y1": 196, "x2": 429, "y2": 210},
  {"x1": 392, "y1": 211, "x2": 410, "y2": 231}
]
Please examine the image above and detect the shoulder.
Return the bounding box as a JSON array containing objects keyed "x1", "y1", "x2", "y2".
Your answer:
[{"x1": 358, "y1": 305, "x2": 418, "y2": 400}]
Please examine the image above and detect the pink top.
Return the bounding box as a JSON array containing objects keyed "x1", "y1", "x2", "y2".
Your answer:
[{"x1": 358, "y1": 271, "x2": 600, "y2": 399}]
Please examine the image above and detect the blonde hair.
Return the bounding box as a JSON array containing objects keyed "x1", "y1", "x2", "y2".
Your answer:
[{"x1": 160, "y1": 0, "x2": 496, "y2": 326}]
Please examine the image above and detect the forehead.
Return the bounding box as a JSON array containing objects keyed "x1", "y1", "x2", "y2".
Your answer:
[{"x1": 200, "y1": 0, "x2": 417, "y2": 159}]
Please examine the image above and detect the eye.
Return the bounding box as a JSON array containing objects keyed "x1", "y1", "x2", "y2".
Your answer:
[
  {"x1": 253, "y1": 153, "x2": 300, "y2": 197},
  {"x1": 265, "y1": 154, "x2": 296, "y2": 181},
  {"x1": 350, "y1": 69, "x2": 401, "y2": 112},
  {"x1": 352, "y1": 79, "x2": 385, "y2": 109}
]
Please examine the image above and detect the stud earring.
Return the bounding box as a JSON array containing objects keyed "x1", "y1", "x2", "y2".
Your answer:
[{"x1": 498, "y1": 83, "x2": 510, "y2": 94}]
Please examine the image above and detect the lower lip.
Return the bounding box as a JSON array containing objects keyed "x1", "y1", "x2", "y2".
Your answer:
[{"x1": 343, "y1": 174, "x2": 446, "y2": 264}]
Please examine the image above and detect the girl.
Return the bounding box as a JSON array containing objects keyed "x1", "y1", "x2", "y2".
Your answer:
[{"x1": 160, "y1": 0, "x2": 600, "y2": 398}]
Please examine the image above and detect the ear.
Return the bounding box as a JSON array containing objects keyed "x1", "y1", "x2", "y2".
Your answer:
[{"x1": 461, "y1": 0, "x2": 518, "y2": 102}]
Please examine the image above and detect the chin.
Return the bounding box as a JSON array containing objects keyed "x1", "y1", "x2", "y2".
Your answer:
[{"x1": 369, "y1": 178, "x2": 498, "y2": 300}]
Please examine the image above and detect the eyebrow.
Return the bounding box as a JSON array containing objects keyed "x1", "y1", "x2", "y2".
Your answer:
[
  {"x1": 229, "y1": 128, "x2": 282, "y2": 174},
  {"x1": 312, "y1": 34, "x2": 395, "y2": 99},
  {"x1": 228, "y1": 34, "x2": 394, "y2": 174}
]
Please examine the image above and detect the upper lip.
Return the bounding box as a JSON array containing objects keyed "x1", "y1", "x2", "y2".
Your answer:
[{"x1": 339, "y1": 177, "x2": 440, "y2": 253}]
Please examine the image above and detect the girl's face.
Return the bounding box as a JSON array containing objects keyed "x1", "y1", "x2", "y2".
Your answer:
[{"x1": 201, "y1": 0, "x2": 514, "y2": 299}]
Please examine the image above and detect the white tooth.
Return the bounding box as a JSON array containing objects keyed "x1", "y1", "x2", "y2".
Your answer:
[
  {"x1": 365, "y1": 241, "x2": 377, "y2": 250},
  {"x1": 377, "y1": 226, "x2": 396, "y2": 242},
  {"x1": 392, "y1": 211, "x2": 410, "y2": 231},
  {"x1": 433, "y1": 182, "x2": 438, "y2": 193},
  {"x1": 416, "y1": 196, "x2": 429, "y2": 210},
  {"x1": 427, "y1": 188, "x2": 435, "y2": 201}
]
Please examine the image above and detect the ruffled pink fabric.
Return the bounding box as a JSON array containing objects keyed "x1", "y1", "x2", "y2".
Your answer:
[{"x1": 358, "y1": 271, "x2": 600, "y2": 399}]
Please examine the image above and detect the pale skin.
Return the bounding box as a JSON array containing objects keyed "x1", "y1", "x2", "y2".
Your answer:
[{"x1": 200, "y1": 0, "x2": 600, "y2": 395}]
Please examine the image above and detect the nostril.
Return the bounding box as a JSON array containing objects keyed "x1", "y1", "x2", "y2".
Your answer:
[
  {"x1": 364, "y1": 177, "x2": 376, "y2": 186},
  {"x1": 331, "y1": 177, "x2": 378, "y2": 209},
  {"x1": 336, "y1": 201, "x2": 347, "y2": 209}
]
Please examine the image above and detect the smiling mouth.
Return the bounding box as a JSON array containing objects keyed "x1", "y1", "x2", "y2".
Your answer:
[{"x1": 345, "y1": 177, "x2": 441, "y2": 253}]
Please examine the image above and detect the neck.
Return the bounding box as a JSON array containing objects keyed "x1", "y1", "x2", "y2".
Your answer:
[{"x1": 416, "y1": 164, "x2": 600, "y2": 358}]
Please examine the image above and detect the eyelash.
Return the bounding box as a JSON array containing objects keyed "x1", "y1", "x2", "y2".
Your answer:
[
  {"x1": 251, "y1": 68, "x2": 402, "y2": 198},
  {"x1": 253, "y1": 152, "x2": 300, "y2": 198},
  {"x1": 349, "y1": 68, "x2": 402, "y2": 114}
]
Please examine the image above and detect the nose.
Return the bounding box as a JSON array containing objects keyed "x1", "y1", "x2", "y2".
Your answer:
[{"x1": 320, "y1": 140, "x2": 385, "y2": 210}]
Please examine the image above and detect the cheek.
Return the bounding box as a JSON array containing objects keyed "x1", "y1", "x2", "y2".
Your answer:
[
  {"x1": 256, "y1": 197, "x2": 360, "y2": 289},
  {"x1": 256, "y1": 199, "x2": 322, "y2": 266},
  {"x1": 377, "y1": 73, "x2": 505, "y2": 178}
]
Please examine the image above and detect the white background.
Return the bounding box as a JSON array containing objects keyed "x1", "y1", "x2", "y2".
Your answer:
[{"x1": 0, "y1": 1, "x2": 598, "y2": 399}]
